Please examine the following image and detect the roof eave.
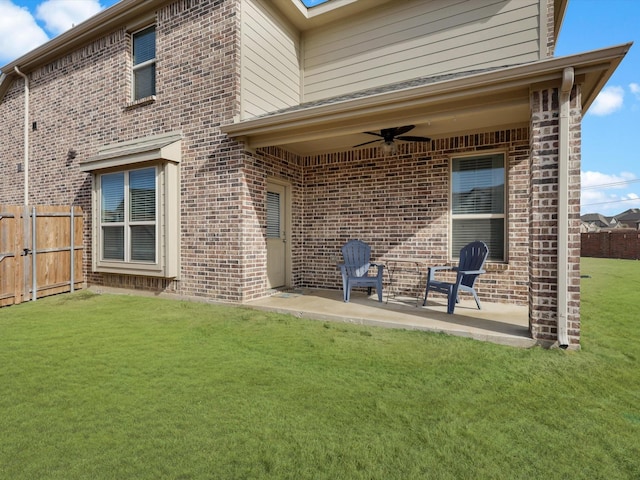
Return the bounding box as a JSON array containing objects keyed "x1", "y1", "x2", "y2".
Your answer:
[
  {"x1": 554, "y1": 0, "x2": 569, "y2": 45},
  {"x1": 0, "y1": 0, "x2": 171, "y2": 99},
  {"x1": 221, "y1": 43, "x2": 632, "y2": 147}
]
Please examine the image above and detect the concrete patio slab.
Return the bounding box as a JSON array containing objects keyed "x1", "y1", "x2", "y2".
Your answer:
[{"x1": 246, "y1": 288, "x2": 536, "y2": 348}]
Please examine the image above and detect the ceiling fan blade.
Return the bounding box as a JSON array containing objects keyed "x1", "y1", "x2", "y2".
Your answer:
[
  {"x1": 396, "y1": 135, "x2": 431, "y2": 142},
  {"x1": 392, "y1": 125, "x2": 416, "y2": 136},
  {"x1": 353, "y1": 139, "x2": 381, "y2": 148}
]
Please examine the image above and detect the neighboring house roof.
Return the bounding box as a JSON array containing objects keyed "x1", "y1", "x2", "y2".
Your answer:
[
  {"x1": 613, "y1": 208, "x2": 640, "y2": 228},
  {"x1": 580, "y1": 213, "x2": 611, "y2": 228}
]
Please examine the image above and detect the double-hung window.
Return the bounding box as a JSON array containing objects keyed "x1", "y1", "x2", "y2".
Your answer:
[
  {"x1": 451, "y1": 153, "x2": 505, "y2": 261},
  {"x1": 100, "y1": 167, "x2": 157, "y2": 263},
  {"x1": 132, "y1": 25, "x2": 156, "y2": 100}
]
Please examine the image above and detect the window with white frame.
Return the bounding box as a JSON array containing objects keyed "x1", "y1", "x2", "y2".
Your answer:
[
  {"x1": 132, "y1": 25, "x2": 156, "y2": 100},
  {"x1": 80, "y1": 132, "x2": 182, "y2": 278},
  {"x1": 100, "y1": 167, "x2": 157, "y2": 263},
  {"x1": 451, "y1": 153, "x2": 505, "y2": 261}
]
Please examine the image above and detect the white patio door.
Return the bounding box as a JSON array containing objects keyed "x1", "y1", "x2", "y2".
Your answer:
[{"x1": 266, "y1": 182, "x2": 288, "y2": 288}]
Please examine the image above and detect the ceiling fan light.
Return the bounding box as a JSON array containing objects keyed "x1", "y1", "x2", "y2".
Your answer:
[{"x1": 381, "y1": 140, "x2": 397, "y2": 156}]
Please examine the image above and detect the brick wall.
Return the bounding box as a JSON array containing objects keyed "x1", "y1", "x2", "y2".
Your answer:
[
  {"x1": 546, "y1": 0, "x2": 556, "y2": 57},
  {"x1": 0, "y1": 0, "x2": 247, "y2": 302},
  {"x1": 529, "y1": 84, "x2": 582, "y2": 346},
  {"x1": 301, "y1": 129, "x2": 531, "y2": 306},
  {"x1": 582, "y1": 231, "x2": 640, "y2": 259}
]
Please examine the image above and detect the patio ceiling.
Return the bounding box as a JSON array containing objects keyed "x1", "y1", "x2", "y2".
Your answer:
[{"x1": 222, "y1": 43, "x2": 631, "y2": 157}]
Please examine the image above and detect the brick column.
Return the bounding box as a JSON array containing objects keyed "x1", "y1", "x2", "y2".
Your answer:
[{"x1": 529, "y1": 85, "x2": 582, "y2": 347}]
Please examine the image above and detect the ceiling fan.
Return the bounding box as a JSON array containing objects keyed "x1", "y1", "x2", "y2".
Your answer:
[{"x1": 353, "y1": 125, "x2": 431, "y2": 155}]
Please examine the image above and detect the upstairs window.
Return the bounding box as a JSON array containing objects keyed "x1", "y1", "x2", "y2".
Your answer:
[
  {"x1": 132, "y1": 25, "x2": 156, "y2": 100},
  {"x1": 451, "y1": 153, "x2": 505, "y2": 262}
]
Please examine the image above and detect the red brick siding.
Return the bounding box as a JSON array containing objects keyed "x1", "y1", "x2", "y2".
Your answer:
[
  {"x1": 0, "y1": 0, "x2": 246, "y2": 302},
  {"x1": 529, "y1": 85, "x2": 582, "y2": 346},
  {"x1": 300, "y1": 129, "x2": 531, "y2": 306},
  {"x1": 546, "y1": 0, "x2": 556, "y2": 57}
]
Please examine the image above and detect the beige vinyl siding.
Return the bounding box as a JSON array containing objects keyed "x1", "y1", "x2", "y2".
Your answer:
[
  {"x1": 241, "y1": 0, "x2": 301, "y2": 118},
  {"x1": 303, "y1": 0, "x2": 540, "y2": 102}
]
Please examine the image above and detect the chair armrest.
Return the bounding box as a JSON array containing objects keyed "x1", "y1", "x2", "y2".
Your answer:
[
  {"x1": 457, "y1": 269, "x2": 486, "y2": 276},
  {"x1": 430, "y1": 266, "x2": 453, "y2": 272},
  {"x1": 428, "y1": 265, "x2": 452, "y2": 281},
  {"x1": 371, "y1": 263, "x2": 384, "y2": 278}
]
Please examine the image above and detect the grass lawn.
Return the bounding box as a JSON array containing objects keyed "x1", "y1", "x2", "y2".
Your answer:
[{"x1": 0, "y1": 257, "x2": 639, "y2": 479}]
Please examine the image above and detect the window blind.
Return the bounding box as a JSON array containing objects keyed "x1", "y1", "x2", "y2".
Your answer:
[
  {"x1": 133, "y1": 26, "x2": 156, "y2": 99},
  {"x1": 134, "y1": 66, "x2": 156, "y2": 99},
  {"x1": 266, "y1": 192, "x2": 280, "y2": 238},
  {"x1": 131, "y1": 225, "x2": 156, "y2": 262},
  {"x1": 452, "y1": 154, "x2": 504, "y2": 215},
  {"x1": 101, "y1": 173, "x2": 124, "y2": 222},
  {"x1": 133, "y1": 26, "x2": 155, "y2": 65},
  {"x1": 129, "y1": 168, "x2": 156, "y2": 221},
  {"x1": 452, "y1": 218, "x2": 504, "y2": 261},
  {"x1": 103, "y1": 226, "x2": 124, "y2": 261}
]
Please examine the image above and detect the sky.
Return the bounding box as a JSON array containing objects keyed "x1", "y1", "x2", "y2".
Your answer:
[{"x1": 0, "y1": 0, "x2": 639, "y2": 216}]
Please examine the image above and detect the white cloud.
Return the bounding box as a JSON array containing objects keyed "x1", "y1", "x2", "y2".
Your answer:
[
  {"x1": 630, "y1": 83, "x2": 640, "y2": 99},
  {"x1": 0, "y1": 0, "x2": 106, "y2": 65},
  {"x1": 581, "y1": 170, "x2": 636, "y2": 189},
  {"x1": 581, "y1": 171, "x2": 640, "y2": 215},
  {"x1": 36, "y1": 0, "x2": 102, "y2": 36},
  {"x1": 590, "y1": 86, "x2": 624, "y2": 116},
  {"x1": 0, "y1": 0, "x2": 49, "y2": 65}
]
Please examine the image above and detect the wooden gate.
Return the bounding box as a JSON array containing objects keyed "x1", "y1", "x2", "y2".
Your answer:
[{"x1": 0, "y1": 205, "x2": 83, "y2": 307}]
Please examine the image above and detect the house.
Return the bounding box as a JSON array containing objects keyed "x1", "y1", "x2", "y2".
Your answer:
[
  {"x1": 613, "y1": 208, "x2": 640, "y2": 229},
  {"x1": 580, "y1": 213, "x2": 613, "y2": 232},
  {"x1": 0, "y1": 0, "x2": 631, "y2": 348}
]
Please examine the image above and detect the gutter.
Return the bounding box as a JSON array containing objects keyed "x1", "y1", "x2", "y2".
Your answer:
[
  {"x1": 14, "y1": 67, "x2": 29, "y2": 205},
  {"x1": 557, "y1": 66, "x2": 574, "y2": 349}
]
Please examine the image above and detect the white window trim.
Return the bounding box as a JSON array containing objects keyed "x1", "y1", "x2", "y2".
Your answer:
[
  {"x1": 81, "y1": 132, "x2": 181, "y2": 278},
  {"x1": 449, "y1": 150, "x2": 507, "y2": 263}
]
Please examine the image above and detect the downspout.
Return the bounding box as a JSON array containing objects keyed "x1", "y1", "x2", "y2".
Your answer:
[
  {"x1": 14, "y1": 67, "x2": 29, "y2": 205},
  {"x1": 557, "y1": 67, "x2": 574, "y2": 349}
]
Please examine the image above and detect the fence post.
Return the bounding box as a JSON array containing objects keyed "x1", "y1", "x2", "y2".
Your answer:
[
  {"x1": 31, "y1": 206, "x2": 37, "y2": 301},
  {"x1": 70, "y1": 207, "x2": 75, "y2": 293},
  {"x1": 22, "y1": 206, "x2": 30, "y2": 303}
]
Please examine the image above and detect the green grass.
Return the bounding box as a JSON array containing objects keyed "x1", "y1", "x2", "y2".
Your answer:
[{"x1": 0, "y1": 257, "x2": 639, "y2": 479}]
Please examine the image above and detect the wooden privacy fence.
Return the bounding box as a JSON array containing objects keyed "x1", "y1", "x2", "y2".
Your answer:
[
  {"x1": 0, "y1": 205, "x2": 83, "y2": 307},
  {"x1": 581, "y1": 231, "x2": 640, "y2": 260}
]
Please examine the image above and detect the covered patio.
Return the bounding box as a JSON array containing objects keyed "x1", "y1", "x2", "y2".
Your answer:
[
  {"x1": 224, "y1": 44, "x2": 630, "y2": 349},
  {"x1": 248, "y1": 288, "x2": 535, "y2": 348}
]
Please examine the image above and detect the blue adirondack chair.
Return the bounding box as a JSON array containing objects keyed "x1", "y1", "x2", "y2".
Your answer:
[
  {"x1": 423, "y1": 241, "x2": 489, "y2": 314},
  {"x1": 340, "y1": 240, "x2": 384, "y2": 302}
]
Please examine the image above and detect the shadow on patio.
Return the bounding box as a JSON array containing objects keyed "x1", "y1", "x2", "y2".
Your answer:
[{"x1": 247, "y1": 288, "x2": 536, "y2": 348}]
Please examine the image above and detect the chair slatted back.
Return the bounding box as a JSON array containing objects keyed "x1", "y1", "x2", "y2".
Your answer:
[
  {"x1": 342, "y1": 240, "x2": 372, "y2": 278},
  {"x1": 458, "y1": 241, "x2": 489, "y2": 288}
]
